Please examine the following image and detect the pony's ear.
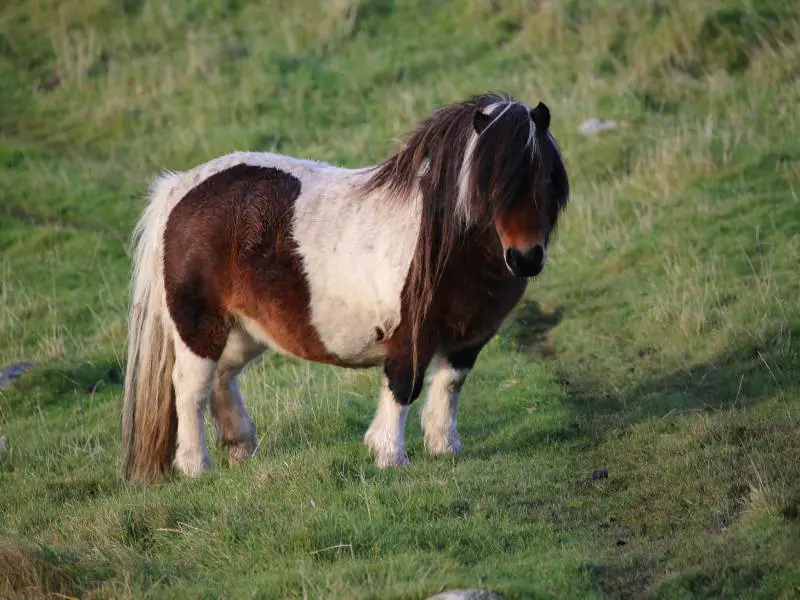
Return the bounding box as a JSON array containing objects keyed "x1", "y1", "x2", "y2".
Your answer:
[
  {"x1": 473, "y1": 110, "x2": 491, "y2": 134},
  {"x1": 530, "y1": 102, "x2": 551, "y2": 133}
]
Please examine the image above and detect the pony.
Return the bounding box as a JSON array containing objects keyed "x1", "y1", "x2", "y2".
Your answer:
[{"x1": 122, "y1": 92, "x2": 570, "y2": 484}]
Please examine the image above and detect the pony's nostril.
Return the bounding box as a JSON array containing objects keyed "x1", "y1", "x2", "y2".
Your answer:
[
  {"x1": 505, "y1": 248, "x2": 518, "y2": 271},
  {"x1": 528, "y1": 244, "x2": 545, "y2": 268}
]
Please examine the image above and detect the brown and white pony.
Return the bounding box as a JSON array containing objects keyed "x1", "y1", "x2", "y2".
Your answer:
[{"x1": 122, "y1": 92, "x2": 570, "y2": 484}]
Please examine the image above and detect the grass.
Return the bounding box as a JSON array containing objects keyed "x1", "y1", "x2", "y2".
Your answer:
[{"x1": 1, "y1": 0, "x2": 799, "y2": 597}]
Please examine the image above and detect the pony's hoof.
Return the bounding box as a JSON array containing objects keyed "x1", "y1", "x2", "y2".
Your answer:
[
  {"x1": 374, "y1": 450, "x2": 410, "y2": 468},
  {"x1": 424, "y1": 435, "x2": 463, "y2": 457},
  {"x1": 364, "y1": 430, "x2": 409, "y2": 468},
  {"x1": 227, "y1": 439, "x2": 257, "y2": 464},
  {"x1": 174, "y1": 450, "x2": 211, "y2": 476},
  {"x1": 216, "y1": 421, "x2": 257, "y2": 465}
]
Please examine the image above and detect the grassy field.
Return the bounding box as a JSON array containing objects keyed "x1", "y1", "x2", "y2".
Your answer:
[{"x1": 1, "y1": 0, "x2": 799, "y2": 597}]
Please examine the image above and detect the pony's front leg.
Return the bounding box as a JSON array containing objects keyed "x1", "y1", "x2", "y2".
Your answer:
[
  {"x1": 364, "y1": 357, "x2": 427, "y2": 468},
  {"x1": 422, "y1": 340, "x2": 487, "y2": 458}
]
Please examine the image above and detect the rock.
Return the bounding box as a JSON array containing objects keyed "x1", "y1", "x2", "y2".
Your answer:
[
  {"x1": 38, "y1": 73, "x2": 61, "y2": 92},
  {"x1": 0, "y1": 436, "x2": 6, "y2": 451},
  {"x1": 0, "y1": 362, "x2": 35, "y2": 390},
  {"x1": 426, "y1": 590, "x2": 505, "y2": 600},
  {"x1": 86, "y1": 367, "x2": 123, "y2": 393},
  {"x1": 579, "y1": 118, "x2": 618, "y2": 135}
]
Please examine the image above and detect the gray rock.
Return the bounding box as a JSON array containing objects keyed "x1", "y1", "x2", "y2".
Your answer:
[
  {"x1": 0, "y1": 436, "x2": 6, "y2": 451},
  {"x1": 0, "y1": 362, "x2": 35, "y2": 390},
  {"x1": 426, "y1": 590, "x2": 505, "y2": 600},
  {"x1": 579, "y1": 118, "x2": 619, "y2": 135}
]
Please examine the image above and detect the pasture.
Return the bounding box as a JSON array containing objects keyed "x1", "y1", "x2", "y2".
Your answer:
[{"x1": 1, "y1": 0, "x2": 799, "y2": 598}]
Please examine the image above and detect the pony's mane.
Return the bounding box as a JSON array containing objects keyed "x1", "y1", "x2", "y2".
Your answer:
[
  {"x1": 360, "y1": 92, "x2": 566, "y2": 376},
  {"x1": 360, "y1": 93, "x2": 526, "y2": 213}
]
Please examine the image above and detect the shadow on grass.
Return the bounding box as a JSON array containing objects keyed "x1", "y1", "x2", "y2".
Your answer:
[
  {"x1": 3, "y1": 359, "x2": 123, "y2": 416},
  {"x1": 561, "y1": 335, "x2": 799, "y2": 434},
  {"x1": 458, "y1": 299, "x2": 590, "y2": 460},
  {"x1": 504, "y1": 297, "x2": 799, "y2": 433},
  {"x1": 462, "y1": 296, "x2": 800, "y2": 463},
  {"x1": 504, "y1": 298, "x2": 565, "y2": 358}
]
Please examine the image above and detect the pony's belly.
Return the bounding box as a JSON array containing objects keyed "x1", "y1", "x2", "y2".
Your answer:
[
  {"x1": 331, "y1": 342, "x2": 387, "y2": 368},
  {"x1": 310, "y1": 315, "x2": 390, "y2": 367},
  {"x1": 239, "y1": 315, "x2": 387, "y2": 368}
]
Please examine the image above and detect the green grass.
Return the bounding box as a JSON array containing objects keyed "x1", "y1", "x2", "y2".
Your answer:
[{"x1": 1, "y1": 0, "x2": 799, "y2": 597}]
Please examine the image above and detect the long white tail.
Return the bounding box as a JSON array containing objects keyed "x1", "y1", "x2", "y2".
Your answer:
[{"x1": 122, "y1": 172, "x2": 183, "y2": 484}]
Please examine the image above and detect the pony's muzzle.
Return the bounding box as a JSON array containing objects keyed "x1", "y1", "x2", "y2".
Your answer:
[{"x1": 505, "y1": 244, "x2": 545, "y2": 278}]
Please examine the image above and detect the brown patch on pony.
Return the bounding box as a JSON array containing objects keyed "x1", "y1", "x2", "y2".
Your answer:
[
  {"x1": 436, "y1": 229, "x2": 528, "y2": 345},
  {"x1": 360, "y1": 92, "x2": 569, "y2": 378},
  {"x1": 418, "y1": 225, "x2": 528, "y2": 353},
  {"x1": 163, "y1": 164, "x2": 338, "y2": 364}
]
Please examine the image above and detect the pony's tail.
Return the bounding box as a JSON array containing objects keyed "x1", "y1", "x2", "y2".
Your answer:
[{"x1": 122, "y1": 172, "x2": 182, "y2": 485}]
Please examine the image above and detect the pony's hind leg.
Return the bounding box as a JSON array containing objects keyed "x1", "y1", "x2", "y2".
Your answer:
[
  {"x1": 173, "y1": 337, "x2": 217, "y2": 476},
  {"x1": 211, "y1": 326, "x2": 265, "y2": 464},
  {"x1": 421, "y1": 340, "x2": 487, "y2": 457}
]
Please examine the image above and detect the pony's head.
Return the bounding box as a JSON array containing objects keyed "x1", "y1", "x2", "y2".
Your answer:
[
  {"x1": 363, "y1": 92, "x2": 569, "y2": 281},
  {"x1": 464, "y1": 96, "x2": 570, "y2": 278}
]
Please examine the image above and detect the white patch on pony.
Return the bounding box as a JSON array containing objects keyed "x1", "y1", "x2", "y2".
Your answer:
[
  {"x1": 172, "y1": 335, "x2": 216, "y2": 476},
  {"x1": 421, "y1": 355, "x2": 468, "y2": 456},
  {"x1": 364, "y1": 376, "x2": 410, "y2": 467},
  {"x1": 527, "y1": 110, "x2": 536, "y2": 151},
  {"x1": 292, "y1": 169, "x2": 422, "y2": 365},
  {"x1": 417, "y1": 155, "x2": 431, "y2": 178},
  {"x1": 131, "y1": 170, "x2": 183, "y2": 345},
  {"x1": 456, "y1": 130, "x2": 479, "y2": 225}
]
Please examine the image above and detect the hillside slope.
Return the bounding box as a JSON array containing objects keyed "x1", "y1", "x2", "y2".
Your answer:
[{"x1": 1, "y1": 1, "x2": 799, "y2": 598}]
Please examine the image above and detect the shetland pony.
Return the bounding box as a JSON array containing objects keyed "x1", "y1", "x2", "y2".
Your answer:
[{"x1": 122, "y1": 93, "x2": 570, "y2": 484}]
